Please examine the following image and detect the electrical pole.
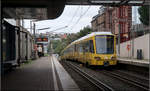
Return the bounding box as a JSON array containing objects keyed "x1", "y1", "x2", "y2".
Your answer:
[
  {"x1": 33, "y1": 23, "x2": 36, "y2": 44},
  {"x1": 118, "y1": 24, "x2": 120, "y2": 57},
  {"x1": 30, "y1": 20, "x2": 32, "y2": 34},
  {"x1": 132, "y1": 25, "x2": 135, "y2": 58}
]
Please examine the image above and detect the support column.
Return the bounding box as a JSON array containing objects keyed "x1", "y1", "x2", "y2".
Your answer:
[{"x1": 16, "y1": 19, "x2": 21, "y2": 66}]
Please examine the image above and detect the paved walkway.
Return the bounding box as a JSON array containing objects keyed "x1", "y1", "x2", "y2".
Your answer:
[
  {"x1": 2, "y1": 56, "x2": 80, "y2": 91},
  {"x1": 118, "y1": 57, "x2": 149, "y2": 67},
  {"x1": 2, "y1": 57, "x2": 54, "y2": 90}
]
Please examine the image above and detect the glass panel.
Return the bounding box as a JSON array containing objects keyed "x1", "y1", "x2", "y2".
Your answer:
[
  {"x1": 95, "y1": 35, "x2": 114, "y2": 54},
  {"x1": 89, "y1": 40, "x2": 94, "y2": 53}
]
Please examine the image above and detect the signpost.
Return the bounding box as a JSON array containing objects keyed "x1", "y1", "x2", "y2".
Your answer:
[{"x1": 127, "y1": 44, "x2": 131, "y2": 58}]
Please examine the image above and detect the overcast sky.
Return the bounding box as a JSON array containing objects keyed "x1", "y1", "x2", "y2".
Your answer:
[
  {"x1": 24, "y1": 5, "x2": 140, "y2": 34},
  {"x1": 25, "y1": 5, "x2": 100, "y2": 34}
]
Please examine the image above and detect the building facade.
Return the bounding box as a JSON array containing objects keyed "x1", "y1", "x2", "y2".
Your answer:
[
  {"x1": 91, "y1": 6, "x2": 110, "y2": 32},
  {"x1": 91, "y1": 6, "x2": 132, "y2": 43}
]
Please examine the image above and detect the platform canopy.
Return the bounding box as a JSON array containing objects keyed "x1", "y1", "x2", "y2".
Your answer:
[{"x1": 2, "y1": 0, "x2": 148, "y2": 20}]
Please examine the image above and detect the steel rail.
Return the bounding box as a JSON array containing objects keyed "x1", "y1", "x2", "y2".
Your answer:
[
  {"x1": 101, "y1": 70, "x2": 149, "y2": 91},
  {"x1": 115, "y1": 70, "x2": 149, "y2": 82},
  {"x1": 65, "y1": 61, "x2": 114, "y2": 91}
]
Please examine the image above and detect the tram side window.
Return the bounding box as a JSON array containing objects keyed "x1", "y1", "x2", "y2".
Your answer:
[
  {"x1": 89, "y1": 40, "x2": 94, "y2": 53},
  {"x1": 77, "y1": 44, "x2": 80, "y2": 52},
  {"x1": 66, "y1": 49, "x2": 68, "y2": 54},
  {"x1": 64, "y1": 50, "x2": 66, "y2": 54},
  {"x1": 79, "y1": 43, "x2": 83, "y2": 52},
  {"x1": 71, "y1": 45, "x2": 74, "y2": 53},
  {"x1": 69, "y1": 47, "x2": 71, "y2": 53},
  {"x1": 66, "y1": 49, "x2": 68, "y2": 53},
  {"x1": 76, "y1": 44, "x2": 79, "y2": 52},
  {"x1": 82, "y1": 42, "x2": 85, "y2": 53},
  {"x1": 74, "y1": 44, "x2": 77, "y2": 52},
  {"x1": 84, "y1": 41, "x2": 89, "y2": 52},
  {"x1": 68, "y1": 47, "x2": 71, "y2": 53},
  {"x1": 70, "y1": 46, "x2": 72, "y2": 53}
]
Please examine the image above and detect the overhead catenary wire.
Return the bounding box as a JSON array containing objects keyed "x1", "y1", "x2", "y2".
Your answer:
[
  {"x1": 70, "y1": 6, "x2": 91, "y2": 31},
  {"x1": 50, "y1": 6, "x2": 91, "y2": 34},
  {"x1": 48, "y1": 26, "x2": 68, "y2": 32},
  {"x1": 51, "y1": 6, "x2": 80, "y2": 34},
  {"x1": 67, "y1": 6, "x2": 80, "y2": 26}
]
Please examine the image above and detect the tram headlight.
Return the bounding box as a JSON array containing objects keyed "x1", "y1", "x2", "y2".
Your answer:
[
  {"x1": 111, "y1": 56, "x2": 116, "y2": 60},
  {"x1": 94, "y1": 57, "x2": 101, "y2": 61}
]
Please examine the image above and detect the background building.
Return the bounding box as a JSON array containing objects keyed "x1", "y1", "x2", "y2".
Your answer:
[{"x1": 91, "y1": 6, "x2": 132, "y2": 43}]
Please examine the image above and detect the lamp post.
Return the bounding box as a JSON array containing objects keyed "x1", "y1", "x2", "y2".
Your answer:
[
  {"x1": 30, "y1": 20, "x2": 36, "y2": 44},
  {"x1": 131, "y1": 21, "x2": 135, "y2": 58},
  {"x1": 32, "y1": 23, "x2": 35, "y2": 43}
]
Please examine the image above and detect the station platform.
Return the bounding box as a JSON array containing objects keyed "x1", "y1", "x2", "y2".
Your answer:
[
  {"x1": 117, "y1": 57, "x2": 149, "y2": 68},
  {"x1": 2, "y1": 55, "x2": 80, "y2": 91}
]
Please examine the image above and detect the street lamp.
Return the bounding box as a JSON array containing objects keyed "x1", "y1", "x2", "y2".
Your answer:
[{"x1": 30, "y1": 19, "x2": 37, "y2": 34}]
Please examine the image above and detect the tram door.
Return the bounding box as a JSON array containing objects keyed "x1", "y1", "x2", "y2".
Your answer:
[
  {"x1": 83, "y1": 42, "x2": 88, "y2": 63},
  {"x1": 83, "y1": 40, "x2": 94, "y2": 64}
]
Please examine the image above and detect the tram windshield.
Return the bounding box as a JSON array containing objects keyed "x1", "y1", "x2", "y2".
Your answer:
[{"x1": 95, "y1": 35, "x2": 114, "y2": 54}]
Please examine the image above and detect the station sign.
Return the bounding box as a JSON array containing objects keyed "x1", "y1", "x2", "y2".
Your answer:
[{"x1": 36, "y1": 38, "x2": 48, "y2": 42}]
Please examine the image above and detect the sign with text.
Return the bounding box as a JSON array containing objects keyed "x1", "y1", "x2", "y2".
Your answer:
[{"x1": 36, "y1": 38, "x2": 48, "y2": 42}]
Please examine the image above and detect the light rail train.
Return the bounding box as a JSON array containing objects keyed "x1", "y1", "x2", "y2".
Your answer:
[{"x1": 61, "y1": 32, "x2": 117, "y2": 67}]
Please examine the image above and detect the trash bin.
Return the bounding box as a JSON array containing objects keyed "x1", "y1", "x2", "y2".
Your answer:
[
  {"x1": 137, "y1": 49, "x2": 143, "y2": 60},
  {"x1": 139, "y1": 49, "x2": 143, "y2": 59},
  {"x1": 137, "y1": 49, "x2": 139, "y2": 59}
]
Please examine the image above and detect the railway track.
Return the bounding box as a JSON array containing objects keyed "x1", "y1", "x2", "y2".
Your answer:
[
  {"x1": 101, "y1": 70, "x2": 149, "y2": 91},
  {"x1": 65, "y1": 61, "x2": 114, "y2": 91},
  {"x1": 115, "y1": 70, "x2": 149, "y2": 83}
]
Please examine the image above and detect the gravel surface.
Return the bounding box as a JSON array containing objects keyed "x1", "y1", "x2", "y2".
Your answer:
[
  {"x1": 117, "y1": 69, "x2": 149, "y2": 78},
  {"x1": 110, "y1": 70, "x2": 149, "y2": 87},
  {"x1": 60, "y1": 60, "x2": 100, "y2": 91},
  {"x1": 117, "y1": 64, "x2": 149, "y2": 78},
  {"x1": 61, "y1": 60, "x2": 148, "y2": 91}
]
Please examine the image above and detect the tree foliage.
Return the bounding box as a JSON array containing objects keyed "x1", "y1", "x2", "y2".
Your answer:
[
  {"x1": 51, "y1": 40, "x2": 66, "y2": 54},
  {"x1": 138, "y1": 5, "x2": 149, "y2": 26},
  {"x1": 76, "y1": 26, "x2": 92, "y2": 38},
  {"x1": 50, "y1": 26, "x2": 92, "y2": 55}
]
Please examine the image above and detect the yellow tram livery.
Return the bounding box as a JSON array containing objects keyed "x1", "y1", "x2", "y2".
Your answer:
[{"x1": 61, "y1": 32, "x2": 117, "y2": 66}]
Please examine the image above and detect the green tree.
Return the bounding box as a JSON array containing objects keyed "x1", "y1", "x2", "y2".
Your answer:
[
  {"x1": 51, "y1": 39, "x2": 67, "y2": 55},
  {"x1": 77, "y1": 26, "x2": 92, "y2": 38},
  {"x1": 50, "y1": 26, "x2": 93, "y2": 55},
  {"x1": 138, "y1": 5, "x2": 149, "y2": 26}
]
